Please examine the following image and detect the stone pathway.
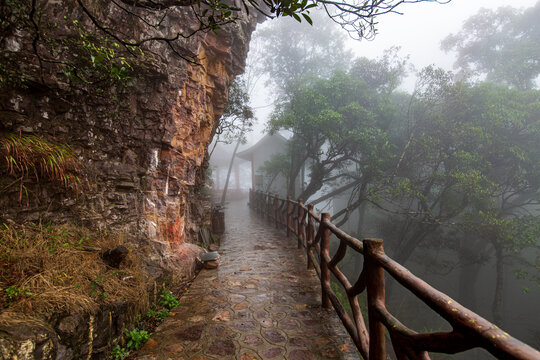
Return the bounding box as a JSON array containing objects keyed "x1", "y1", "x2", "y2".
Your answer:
[{"x1": 133, "y1": 199, "x2": 360, "y2": 360}]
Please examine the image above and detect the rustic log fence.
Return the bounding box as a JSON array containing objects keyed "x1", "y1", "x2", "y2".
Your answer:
[{"x1": 248, "y1": 189, "x2": 540, "y2": 360}]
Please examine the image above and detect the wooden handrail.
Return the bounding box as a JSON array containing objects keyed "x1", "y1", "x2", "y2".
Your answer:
[{"x1": 249, "y1": 189, "x2": 540, "y2": 360}]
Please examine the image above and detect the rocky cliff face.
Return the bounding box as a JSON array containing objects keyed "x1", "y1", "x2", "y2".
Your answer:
[
  {"x1": 0, "y1": 1, "x2": 261, "y2": 276},
  {"x1": 0, "y1": 2, "x2": 261, "y2": 357}
]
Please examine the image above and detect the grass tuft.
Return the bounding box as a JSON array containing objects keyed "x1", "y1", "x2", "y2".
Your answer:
[
  {"x1": 0, "y1": 133, "x2": 81, "y2": 201},
  {"x1": 0, "y1": 222, "x2": 148, "y2": 318}
]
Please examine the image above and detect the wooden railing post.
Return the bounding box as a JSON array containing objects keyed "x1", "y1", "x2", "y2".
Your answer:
[
  {"x1": 306, "y1": 204, "x2": 314, "y2": 270},
  {"x1": 297, "y1": 199, "x2": 304, "y2": 249},
  {"x1": 320, "y1": 212, "x2": 331, "y2": 309},
  {"x1": 286, "y1": 196, "x2": 292, "y2": 238},
  {"x1": 364, "y1": 238, "x2": 386, "y2": 360}
]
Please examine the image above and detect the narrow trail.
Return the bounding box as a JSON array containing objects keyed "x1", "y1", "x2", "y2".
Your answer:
[{"x1": 133, "y1": 199, "x2": 359, "y2": 360}]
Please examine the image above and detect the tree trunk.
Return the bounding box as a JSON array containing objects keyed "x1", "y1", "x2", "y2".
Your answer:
[
  {"x1": 492, "y1": 242, "x2": 505, "y2": 327},
  {"x1": 393, "y1": 225, "x2": 436, "y2": 266},
  {"x1": 221, "y1": 139, "x2": 241, "y2": 206},
  {"x1": 457, "y1": 238, "x2": 489, "y2": 311},
  {"x1": 458, "y1": 260, "x2": 481, "y2": 311},
  {"x1": 265, "y1": 172, "x2": 280, "y2": 193},
  {"x1": 234, "y1": 161, "x2": 240, "y2": 190},
  {"x1": 356, "y1": 201, "x2": 366, "y2": 236}
]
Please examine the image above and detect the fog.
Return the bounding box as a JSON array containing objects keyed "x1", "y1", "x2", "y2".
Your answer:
[
  {"x1": 210, "y1": 1, "x2": 540, "y2": 357},
  {"x1": 244, "y1": 0, "x2": 539, "y2": 142}
]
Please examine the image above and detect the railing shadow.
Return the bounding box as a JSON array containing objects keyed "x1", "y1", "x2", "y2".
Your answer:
[{"x1": 248, "y1": 190, "x2": 540, "y2": 360}]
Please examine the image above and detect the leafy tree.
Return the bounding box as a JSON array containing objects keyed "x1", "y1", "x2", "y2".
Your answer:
[
  {"x1": 268, "y1": 68, "x2": 399, "y2": 201},
  {"x1": 378, "y1": 68, "x2": 540, "y2": 323},
  {"x1": 442, "y1": 2, "x2": 540, "y2": 90},
  {"x1": 253, "y1": 13, "x2": 356, "y2": 198},
  {"x1": 349, "y1": 47, "x2": 409, "y2": 95},
  {"x1": 214, "y1": 77, "x2": 255, "y2": 205},
  {"x1": 258, "y1": 152, "x2": 290, "y2": 192},
  {"x1": 252, "y1": 11, "x2": 352, "y2": 97},
  {"x1": 210, "y1": 77, "x2": 254, "y2": 156}
]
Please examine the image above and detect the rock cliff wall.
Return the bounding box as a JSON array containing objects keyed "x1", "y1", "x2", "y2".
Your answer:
[
  {"x1": 0, "y1": 1, "x2": 261, "y2": 276},
  {"x1": 0, "y1": 2, "x2": 261, "y2": 357}
]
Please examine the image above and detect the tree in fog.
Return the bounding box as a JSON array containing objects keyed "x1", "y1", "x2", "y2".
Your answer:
[
  {"x1": 379, "y1": 67, "x2": 540, "y2": 324},
  {"x1": 268, "y1": 69, "x2": 398, "y2": 204},
  {"x1": 254, "y1": 13, "x2": 353, "y2": 197},
  {"x1": 214, "y1": 77, "x2": 255, "y2": 205},
  {"x1": 210, "y1": 77, "x2": 254, "y2": 156},
  {"x1": 459, "y1": 83, "x2": 540, "y2": 324},
  {"x1": 349, "y1": 47, "x2": 409, "y2": 95},
  {"x1": 259, "y1": 153, "x2": 290, "y2": 192},
  {"x1": 253, "y1": 11, "x2": 352, "y2": 97},
  {"x1": 442, "y1": 2, "x2": 540, "y2": 90}
]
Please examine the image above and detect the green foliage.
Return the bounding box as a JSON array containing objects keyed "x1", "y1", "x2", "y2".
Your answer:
[
  {"x1": 109, "y1": 345, "x2": 129, "y2": 360},
  {"x1": 125, "y1": 328, "x2": 150, "y2": 350},
  {"x1": 331, "y1": 281, "x2": 352, "y2": 315},
  {"x1": 3, "y1": 285, "x2": 32, "y2": 302},
  {"x1": 0, "y1": 133, "x2": 81, "y2": 200},
  {"x1": 145, "y1": 308, "x2": 170, "y2": 322},
  {"x1": 213, "y1": 77, "x2": 255, "y2": 147},
  {"x1": 259, "y1": 153, "x2": 290, "y2": 191},
  {"x1": 268, "y1": 66, "x2": 399, "y2": 199},
  {"x1": 159, "y1": 290, "x2": 179, "y2": 309},
  {"x1": 60, "y1": 20, "x2": 134, "y2": 86}
]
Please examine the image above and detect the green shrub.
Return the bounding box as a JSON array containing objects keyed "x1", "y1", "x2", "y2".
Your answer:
[
  {"x1": 145, "y1": 308, "x2": 170, "y2": 322},
  {"x1": 159, "y1": 290, "x2": 179, "y2": 309},
  {"x1": 109, "y1": 345, "x2": 129, "y2": 360},
  {"x1": 3, "y1": 285, "x2": 32, "y2": 302},
  {"x1": 125, "y1": 328, "x2": 150, "y2": 350}
]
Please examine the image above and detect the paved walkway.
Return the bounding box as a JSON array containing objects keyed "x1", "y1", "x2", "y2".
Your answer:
[{"x1": 133, "y1": 199, "x2": 359, "y2": 360}]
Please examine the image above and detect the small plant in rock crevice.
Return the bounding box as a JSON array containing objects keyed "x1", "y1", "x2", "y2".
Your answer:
[
  {"x1": 159, "y1": 290, "x2": 179, "y2": 309},
  {"x1": 145, "y1": 308, "x2": 170, "y2": 322},
  {"x1": 125, "y1": 328, "x2": 150, "y2": 350},
  {"x1": 109, "y1": 344, "x2": 129, "y2": 360}
]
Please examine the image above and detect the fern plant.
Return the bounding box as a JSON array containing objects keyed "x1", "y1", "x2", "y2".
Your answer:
[{"x1": 0, "y1": 133, "x2": 81, "y2": 201}]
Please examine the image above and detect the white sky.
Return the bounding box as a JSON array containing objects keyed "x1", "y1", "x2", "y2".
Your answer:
[
  {"x1": 348, "y1": 0, "x2": 538, "y2": 90},
  {"x1": 242, "y1": 0, "x2": 539, "y2": 147}
]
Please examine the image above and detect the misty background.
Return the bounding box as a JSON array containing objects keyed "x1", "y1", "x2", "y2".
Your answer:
[{"x1": 210, "y1": 1, "x2": 540, "y2": 358}]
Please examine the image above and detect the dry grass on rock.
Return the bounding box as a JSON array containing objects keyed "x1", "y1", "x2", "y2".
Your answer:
[{"x1": 0, "y1": 222, "x2": 148, "y2": 322}]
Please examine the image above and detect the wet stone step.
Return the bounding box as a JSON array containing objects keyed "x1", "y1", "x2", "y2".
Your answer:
[{"x1": 132, "y1": 200, "x2": 360, "y2": 360}]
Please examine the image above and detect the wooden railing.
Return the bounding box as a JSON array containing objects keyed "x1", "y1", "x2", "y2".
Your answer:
[{"x1": 248, "y1": 190, "x2": 540, "y2": 360}]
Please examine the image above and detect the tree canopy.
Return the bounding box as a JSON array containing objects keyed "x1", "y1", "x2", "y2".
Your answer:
[
  {"x1": 267, "y1": 49, "x2": 406, "y2": 201},
  {"x1": 442, "y1": 2, "x2": 540, "y2": 90}
]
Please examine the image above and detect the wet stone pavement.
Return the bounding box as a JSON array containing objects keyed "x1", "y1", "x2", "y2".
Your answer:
[{"x1": 133, "y1": 200, "x2": 360, "y2": 360}]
